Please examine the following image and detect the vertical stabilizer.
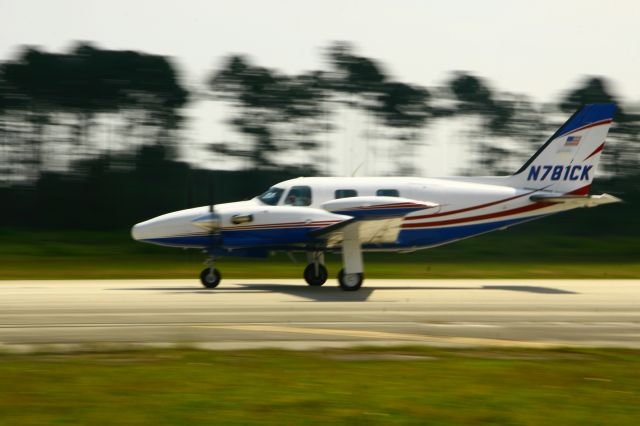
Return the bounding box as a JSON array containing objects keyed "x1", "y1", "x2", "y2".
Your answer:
[{"x1": 510, "y1": 104, "x2": 615, "y2": 194}]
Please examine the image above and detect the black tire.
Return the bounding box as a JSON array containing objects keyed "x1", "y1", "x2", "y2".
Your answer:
[
  {"x1": 200, "y1": 267, "x2": 222, "y2": 288},
  {"x1": 337, "y1": 268, "x2": 364, "y2": 291},
  {"x1": 303, "y1": 263, "x2": 328, "y2": 286}
]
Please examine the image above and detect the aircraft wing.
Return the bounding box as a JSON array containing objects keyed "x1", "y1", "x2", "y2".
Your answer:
[
  {"x1": 310, "y1": 196, "x2": 438, "y2": 247},
  {"x1": 530, "y1": 193, "x2": 621, "y2": 208},
  {"x1": 311, "y1": 217, "x2": 406, "y2": 247}
]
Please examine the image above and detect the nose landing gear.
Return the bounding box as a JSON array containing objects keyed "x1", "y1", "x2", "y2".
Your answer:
[
  {"x1": 200, "y1": 257, "x2": 221, "y2": 288},
  {"x1": 200, "y1": 267, "x2": 221, "y2": 288}
]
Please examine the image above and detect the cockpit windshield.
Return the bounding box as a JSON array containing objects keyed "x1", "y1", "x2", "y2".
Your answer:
[{"x1": 257, "y1": 187, "x2": 284, "y2": 206}]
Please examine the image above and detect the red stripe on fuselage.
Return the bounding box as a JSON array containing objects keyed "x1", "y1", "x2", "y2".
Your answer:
[
  {"x1": 401, "y1": 202, "x2": 553, "y2": 229},
  {"x1": 404, "y1": 189, "x2": 539, "y2": 221}
]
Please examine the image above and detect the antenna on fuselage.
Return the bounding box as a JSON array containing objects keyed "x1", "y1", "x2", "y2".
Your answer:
[
  {"x1": 208, "y1": 170, "x2": 218, "y2": 240},
  {"x1": 351, "y1": 161, "x2": 365, "y2": 177},
  {"x1": 209, "y1": 186, "x2": 214, "y2": 213},
  {"x1": 186, "y1": 168, "x2": 193, "y2": 208}
]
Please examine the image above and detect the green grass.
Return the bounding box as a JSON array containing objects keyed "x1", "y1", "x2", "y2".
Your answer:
[
  {"x1": 0, "y1": 347, "x2": 639, "y2": 425},
  {"x1": 1, "y1": 228, "x2": 639, "y2": 279},
  {"x1": 2, "y1": 256, "x2": 640, "y2": 279}
]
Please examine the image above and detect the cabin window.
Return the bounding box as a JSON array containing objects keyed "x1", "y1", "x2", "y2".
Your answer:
[
  {"x1": 376, "y1": 189, "x2": 400, "y2": 197},
  {"x1": 257, "y1": 187, "x2": 284, "y2": 205},
  {"x1": 335, "y1": 189, "x2": 358, "y2": 199},
  {"x1": 284, "y1": 185, "x2": 312, "y2": 206}
]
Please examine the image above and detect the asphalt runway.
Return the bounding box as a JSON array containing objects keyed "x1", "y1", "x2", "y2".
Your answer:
[{"x1": 0, "y1": 279, "x2": 639, "y2": 351}]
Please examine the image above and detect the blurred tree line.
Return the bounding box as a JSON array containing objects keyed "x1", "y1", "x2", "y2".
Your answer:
[{"x1": 0, "y1": 42, "x2": 638, "y2": 232}]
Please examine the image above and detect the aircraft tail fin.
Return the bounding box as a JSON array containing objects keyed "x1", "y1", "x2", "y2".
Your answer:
[{"x1": 510, "y1": 103, "x2": 615, "y2": 195}]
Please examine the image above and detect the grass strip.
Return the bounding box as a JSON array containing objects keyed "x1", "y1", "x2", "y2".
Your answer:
[
  {"x1": 0, "y1": 347, "x2": 638, "y2": 425},
  {"x1": 1, "y1": 256, "x2": 640, "y2": 279}
]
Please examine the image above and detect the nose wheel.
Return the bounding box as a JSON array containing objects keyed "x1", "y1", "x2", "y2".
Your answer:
[{"x1": 200, "y1": 267, "x2": 221, "y2": 288}]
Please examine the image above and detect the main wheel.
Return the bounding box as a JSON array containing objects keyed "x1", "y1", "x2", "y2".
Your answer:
[
  {"x1": 200, "y1": 267, "x2": 222, "y2": 288},
  {"x1": 337, "y1": 268, "x2": 364, "y2": 291},
  {"x1": 304, "y1": 263, "x2": 328, "y2": 286}
]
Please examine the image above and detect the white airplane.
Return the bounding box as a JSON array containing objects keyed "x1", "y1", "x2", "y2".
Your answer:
[{"x1": 132, "y1": 103, "x2": 621, "y2": 291}]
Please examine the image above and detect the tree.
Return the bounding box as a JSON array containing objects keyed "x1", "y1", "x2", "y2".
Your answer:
[
  {"x1": 446, "y1": 72, "x2": 521, "y2": 174},
  {"x1": 325, "y1": 42, "x2": 386, "y2": 98},
  {"x1": 0, "y1": 43, "x2": 189, "y2": 181},
  {"x1": 0, "y1": 76, "x2": 28, "y2": 182},
  {"x1": 209, "y1": 55, "x2": 327, "y2": 171},
  {"x1": 325, "y1": 42, "x2": 431, "y2": 174}
]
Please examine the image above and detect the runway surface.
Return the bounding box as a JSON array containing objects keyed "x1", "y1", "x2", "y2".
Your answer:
[{"x1": 1, "y1": 279, "x2": 639, "y2": 351}]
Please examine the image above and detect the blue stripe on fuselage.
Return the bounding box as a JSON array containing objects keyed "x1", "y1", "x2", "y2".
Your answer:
[
  {"x1": 141, "y1": 215, "x2": 544, "y2": 251},
  {"x1": 394, "y1": 215, "x2": 543, "y2": 248},
  {"x1": 141, "y1": 235, "x2": 213, "y2": 247},
  {"x1": 141, "y1": 226, "x2": 325, "y2": 248},
  {"x1": 221, "y1": 226, "x2": 323, "y2": 247}
]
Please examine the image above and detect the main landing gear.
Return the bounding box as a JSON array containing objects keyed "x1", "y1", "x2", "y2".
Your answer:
[
  {"x1": 303, "y1": 264, "x2": 328, "y2": 286},
  {"x1": 304, "y1": 252, "x2": 328, "y2": 286},
  {"x1": 199, "y1": 237, "x2": 366, "y2": 291},
  {"x1": 304, "y1": 226, "x2": 365, "y2": 292},
  {"x1": 337, "y1": 225, "x2": 365, "y2": 291},
  {"x1": 303, "y1": 263, "x2": 363, "y2": 291},
  {"x1": 337, "y1": 269, "x2": 364, "y2": 291}
]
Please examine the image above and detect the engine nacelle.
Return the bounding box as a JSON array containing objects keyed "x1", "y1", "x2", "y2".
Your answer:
[
  {"x1": 213, "y1": 205, "x2": 351, "y2": 247},
  {"x1": 321, "y1": 196, "x2": 438, "y2": 219}
]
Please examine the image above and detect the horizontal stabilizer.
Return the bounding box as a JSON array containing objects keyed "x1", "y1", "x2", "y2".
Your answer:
[{"x1": 530, "y1": 193, "x2": 622, "y2": 208}]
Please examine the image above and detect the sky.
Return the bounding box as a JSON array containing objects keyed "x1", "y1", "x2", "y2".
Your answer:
[{"x1": 1, "y1": 0, "x2": 639, "y2": 176}]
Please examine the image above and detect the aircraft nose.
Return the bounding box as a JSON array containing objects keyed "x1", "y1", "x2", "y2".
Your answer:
[
  {"x1": 131, "y1": 217, "x2": 164, "y2": 241},
  {"x1": 131, "y1": 208, "x2": 207, "y2": 244},
  {"x1": 131, "y1": 222, "x2": 144, "y2": 241},
  {"x1": 131, "y1": 221, "x2": 150, "y2": 241}
]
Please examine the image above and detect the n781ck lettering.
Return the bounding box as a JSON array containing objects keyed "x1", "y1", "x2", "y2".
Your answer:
[
  {"x1": 527, "y1": 164, "x2": 592, "y2": 181},
  {"x1": 132, "y1": 104, "x2": 621, "y2": 291}
]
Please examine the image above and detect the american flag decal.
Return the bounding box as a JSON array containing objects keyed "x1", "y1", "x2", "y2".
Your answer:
[{"x1": 565, "y1": 135, "x2": 581, "y2": 146}]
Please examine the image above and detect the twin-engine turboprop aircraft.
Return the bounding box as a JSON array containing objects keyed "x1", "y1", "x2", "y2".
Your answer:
[{"x1": 132, "y1": 104, "x2": 621, "y2": 291}]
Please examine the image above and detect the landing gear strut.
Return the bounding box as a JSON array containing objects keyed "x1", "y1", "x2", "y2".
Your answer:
[
  {"x1": 338, "y1": 226, "x2": 365, "y2": 291},
  {"x1": 304, "y1": 252, "x2": 328, "y2": 286},
  {"x1": 200, "y1": 258, "x2": 221, "y2": 288}
]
